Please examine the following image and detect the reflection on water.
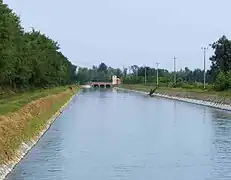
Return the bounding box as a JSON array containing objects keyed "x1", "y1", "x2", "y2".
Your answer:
[
  {"x1": 212, "y1": 109, "x2": 231, "y2": 120},
  {"x1": 203, "y1": 107, "x2": 206, "y2": 124},
  {"x1": 173, "y1": 100, "x2": 177, "y2": 124},
  {"x1": 5, "y1": 89, "x2": 231, "y2": 180},
  {"x1": 205, "y1": 108, "x2": 231, "y2": 179}
]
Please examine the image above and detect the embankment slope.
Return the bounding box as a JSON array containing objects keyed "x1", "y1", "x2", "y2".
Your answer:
[
  {"x1": 117, "y1": 85, "x2": 231, "y2": 111},
  {"x1": 0, "y1": 86, "x2": 78, "y2": 179}
]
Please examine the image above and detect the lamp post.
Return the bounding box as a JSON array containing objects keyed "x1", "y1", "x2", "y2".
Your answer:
[
  {"x1": 201, "y1": 47, "x2": 208, "y2": 89},
  {"x1": 173, "y1": 56, "x2": 177, "y2": 85},
  {"x1": 156, "y1": 62, "x2": 159, "y2": 86},
  {"x1": 144, "y1": 65, "x2": 147, "y2": 84}
]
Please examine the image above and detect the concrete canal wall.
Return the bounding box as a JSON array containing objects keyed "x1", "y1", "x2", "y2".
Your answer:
[
  {"x1": 2, "y1": 87, "x2": 231, "y2": 179},
  {"x1": 0, "y1": 90, "x2": 78, "y2": 180},
  {"x1": 116, "y1": 87, "x2": 231, "y2": 111}
]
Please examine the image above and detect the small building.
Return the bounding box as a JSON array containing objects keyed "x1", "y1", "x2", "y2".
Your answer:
[
  {"x1": 112, "y1": 75, "x2": 121, "y2": 85},
  {"x1": 112, "y1": 75, "x2": 117, "y2": 85},
  {"x1": 116, "y1": 78, "x2": 121, "y2": 84}
]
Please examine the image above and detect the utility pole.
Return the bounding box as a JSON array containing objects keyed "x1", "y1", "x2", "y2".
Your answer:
[
  {"x1": 156, "y1": 62, "x2": 159, "y2": 86},
  {"x1": 173, "y1": 56, "x2": 177, "y2": 85},
  {"x1": 144, "y1": 65, "x2": 147, "y2": 84},
  {"x1": 201, "y1": 47, "x2": 208, "y2": 89},
  {"x1": 128, "y1": 66, "x2": 131, "y2": 80}
]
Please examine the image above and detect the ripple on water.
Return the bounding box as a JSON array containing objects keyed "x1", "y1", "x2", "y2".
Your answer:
[{"x1": 5, "y1": 90, "x2": 231, "y2": 180}]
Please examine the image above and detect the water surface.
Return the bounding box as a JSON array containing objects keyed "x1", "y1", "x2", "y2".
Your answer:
[{"x1": 6, "y1": 89, "x2": 231, "y2": 180}]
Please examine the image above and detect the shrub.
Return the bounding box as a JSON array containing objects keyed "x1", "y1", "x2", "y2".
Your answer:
[{"x1": 214, "y1": 71, "x2": 231, "y2": 91}]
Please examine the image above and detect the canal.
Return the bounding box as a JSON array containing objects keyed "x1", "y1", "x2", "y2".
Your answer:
[{"x1": 6, "y1": 89, "x2": 231, "y2": 180}]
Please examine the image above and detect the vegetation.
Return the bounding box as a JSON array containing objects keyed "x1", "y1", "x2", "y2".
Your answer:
[
  {"x1": 120, "y1": 84, "x2": 231, "y2": 97},
  {"x1": 0, "y1": 86, "x2": 74, "y2": 115},
  {"x1": 2, "y1": 0, "x2": 231, "y2": 169},
  {"x1": 0, "y1": 86, "x2": 78, "y2": 164},
  {"x1": 0, "y1": 1, "x2": 77, "y2": 95},
  {"x1": 75, "y1": 62, "x2": 122, "y2": 84},
  {"x1": 76, "y1": 35, "x2": 231, "y2": 92},
  {"x1": 0, "y1": 2, "x2": 80, "y2": 165},
  {"x1": 2, "y1": 0, "x2": 230, "y2": 93}
]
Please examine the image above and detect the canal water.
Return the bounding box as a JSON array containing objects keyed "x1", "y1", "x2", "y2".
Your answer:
[{"x1": 6, "y1": 89, "x2": 231, "y2": 180}]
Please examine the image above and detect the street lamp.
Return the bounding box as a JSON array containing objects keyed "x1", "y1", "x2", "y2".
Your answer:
[
  {"x1": 156, "y1": 62, "x2": 159, "y2": 86},
  {"x1": 201, "y1": 47, "x2": 208, "y2": 89},
  {"x1": 173, "y1": 56, "x2": 177, "y2": 85},
  {"x1": 144, "y1": 65, "x2": 147, "y2": 84}
]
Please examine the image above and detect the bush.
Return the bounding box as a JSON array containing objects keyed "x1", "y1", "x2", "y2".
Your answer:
[{"x1": 214, "y1": 71, "x2": 231, "y2": 91}]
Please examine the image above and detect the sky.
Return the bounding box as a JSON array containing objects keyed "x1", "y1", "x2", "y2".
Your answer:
[{"x1": 3, "y1": 0, "x2": 231, "y2": 71}]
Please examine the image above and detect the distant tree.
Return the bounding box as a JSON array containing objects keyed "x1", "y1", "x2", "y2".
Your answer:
[
  {"x1": 116, "y1": 68, "x2": 123, "y2": 77},
  {"x1": 131, "y1": 65, "x2": 139, "y2": 75},
  {"x1": 123, "y1": 67, "x2": 128, "y2": 77},
  {"x1": 98, "y1": 62, "x2": 108, "y2": 72},
  {"x1": 210, "y1": 35, "x2": 231, "y2": 74}
]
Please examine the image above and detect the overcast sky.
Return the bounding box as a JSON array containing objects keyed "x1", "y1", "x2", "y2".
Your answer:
[{"x1": 3, "y1": 0, "x2": 231, "y2": 71}]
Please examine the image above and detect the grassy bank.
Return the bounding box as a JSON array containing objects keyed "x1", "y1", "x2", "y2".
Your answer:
[
  {"x1": 120, "y1": 84, "x2": 231, "y2": 96},
  {"x1": 0, "y1": 86, "x2": 73, "y2": 116},
  {"x1": 0, "y1": 85, "x2": 79, "y2": 164},
  {"x1": 120, "y1": 84, "x2": 231, "y2": 104}
]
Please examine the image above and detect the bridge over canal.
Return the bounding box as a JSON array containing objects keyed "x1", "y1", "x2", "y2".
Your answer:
[
  {"x1": 90, "y1": 75, "x2": 121, "y2": 88},
  {"x1": 90, "y1": 82, "x2": 113, "y2": 88}
]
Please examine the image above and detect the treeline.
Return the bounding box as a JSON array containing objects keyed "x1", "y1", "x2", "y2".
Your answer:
[
  {"x1": 76, "y1": 62, "x2": 208, "y2": 88},
  {"x1": 76, "y1": 62, "x2": 123, "y2": 84},
  {"x1": 76, "y1": 35, "x2": 231, "y2": 91},
  {"x1": 123, "y1": 35, "x2": 231, "y2": 92},
  {"x1": 0, "y1": 2, "x2": 77, "y2": 92},
  {"x1": 2, "y1": 0, "x2": 231, "y2": 92}
]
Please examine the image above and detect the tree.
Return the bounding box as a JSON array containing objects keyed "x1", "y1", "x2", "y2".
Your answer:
[
  {"x1": 116, "y1": 68, "x2": 122, "y2": 77},
  {"x1": 0, "y1": 1, "x2": 77, "y2": 91},
  {"x1": 131, "y1": 65, "x2": 139, "y2": 75},
  {"x1": 98, "y1": 62, "x2": 107, "y2": 72},
  {"x1": 210, "y1": 35, "x2": 231, "y2": 74},
  {"x1": 0, "y1": 2, "x2": 23, "y2": 88}
]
